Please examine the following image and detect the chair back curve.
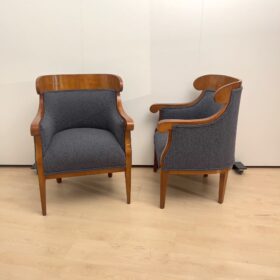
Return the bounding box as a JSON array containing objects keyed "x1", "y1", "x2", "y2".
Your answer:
[
  {"x1": 164, "y1": 74, "x2": 243, "y2": 170},
  {"x1": 36, "y1": 74, "x2": 123, "y2": 94},
  {"x1": 38, "y1": 74, "x2": 125, "y2": 153}
]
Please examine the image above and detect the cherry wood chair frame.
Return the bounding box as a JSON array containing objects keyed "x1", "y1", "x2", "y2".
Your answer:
[
  {"x1": 150, "y1": 74, "x2": 242, "y2": 208},
  {"x1": 31, "y1": 74, "x2": 134, "y2": 215}
]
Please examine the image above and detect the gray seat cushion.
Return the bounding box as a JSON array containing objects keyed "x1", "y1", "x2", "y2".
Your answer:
[
  {"x1": 43, "y1": 128, "x2": 125, "y2": 175},
  {"x1": 154, "y1": 131, "x2": 168, "y2": 165}
]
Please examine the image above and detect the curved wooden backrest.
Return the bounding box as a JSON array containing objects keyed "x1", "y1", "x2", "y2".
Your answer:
[
  {"x1": 193, "y1": 74, "x2": 240, "y2": 91},
  {"x1": 215, "y1": 81, "x2": 242, "y2": 104},
  {"x1": 193, "y1": 74, "x2": 242, "y2": 105},
  {"x1": 36, "y1": 74, "x2": 123, "y2": 94}
]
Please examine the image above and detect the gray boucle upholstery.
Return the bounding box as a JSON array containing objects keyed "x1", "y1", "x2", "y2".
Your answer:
[
  {"x1": 43, "y1": 128, "x2": 125, "y2": 175},
  {"x1": 40, "y1": 90, "x2": 125, "y2": 154},
  {"x1": 154, "y1": 88, "x2": 242, "y2": 171}
]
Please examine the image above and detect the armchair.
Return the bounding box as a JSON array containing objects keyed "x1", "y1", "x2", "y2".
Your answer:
[
  {"x1": 31, "y1": 74, "x2": 134, "y2": 215},
  {"x1": 150, "y1": 74, "x2": 242, "y2": 208}
]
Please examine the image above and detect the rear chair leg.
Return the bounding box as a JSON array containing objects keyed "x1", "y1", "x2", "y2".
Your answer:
[
  {"x1": 125, "y1": 168, "x2": 131, "y2": 204},
  {"x1": 218, "y1": 170, "x2": 229, "y2": 204},
  {"x1": 160, "y1": 171, "x2": 168, "y2": 209},
  {"x1": 153, "y1": 150, "x2": 158, "y2": 172}
]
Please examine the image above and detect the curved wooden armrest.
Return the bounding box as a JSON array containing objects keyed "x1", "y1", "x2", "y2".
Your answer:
[
  {"x1": 31, "y1": 111, "x2": 42, "y2": 136},
  {"x1": 30, "y1": 96, "x2": 44, "y2": 136},
  {"x1": 116, "y1": 94, "x2": 134, "y2": 131},
  {"x1": 150, "y1": 91, "x2": 206, "y2": 113},
  {"x1": 157, "y1": 106, "x2": 226, "y2": 132}
]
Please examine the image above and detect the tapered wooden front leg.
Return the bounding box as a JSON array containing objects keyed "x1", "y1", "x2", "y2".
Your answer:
[
  {"x1": 124, "y1": 129, "x2": 132, "y2": 204},
  {"x1": 125, "y1": 168, "x2": 131, "y2": 204},
  {"x1": 56, "y1": 178, "x2": 62, "y2": 183},
  {"x1": 108, "y1": 173, "x2": 113, "y2": 178},
  {"x1": 38, "y1": 174, "x2": 46, "y2": 215},
  {"x1": 160, "y1": 171, "x2": 168, "y2": 209},
  {"x1": 34, "y1": 136, "x2": 47, "y2": 216},
  {"x1": 218, "y1": 170, "x2": 229, "y2": 204}
]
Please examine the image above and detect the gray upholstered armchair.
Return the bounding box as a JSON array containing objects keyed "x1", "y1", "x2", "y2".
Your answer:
[
  {"x1": 150, "y1": 74, "x2": 242, "y2": 208},
  {"x1": 31, "y1": 74, "x2": 134, "y2": 215}
]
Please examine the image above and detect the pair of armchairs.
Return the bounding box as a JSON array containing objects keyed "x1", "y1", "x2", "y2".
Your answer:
[{"x1": 31, "y1": 74, "x2": 242, "y2": 215}]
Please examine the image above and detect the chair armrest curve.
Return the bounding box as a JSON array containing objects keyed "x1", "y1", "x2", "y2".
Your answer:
[
  {"x1": 156, "y1": 105, "x2": 226, "y2": 132},
  {"x1": 116, "y1": 94, "x2": 134, "y2": 130},
  {"x1": 30, "y1": 96, "x2": 44, "y2": 136},
  {"x1": 150, "y1": 91, "x2": 206, "y2": 113}
]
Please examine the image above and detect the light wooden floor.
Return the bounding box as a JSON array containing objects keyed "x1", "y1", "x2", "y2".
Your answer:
[{"x1": 0, "y1": 167, "x2": 280, "y2": 279}]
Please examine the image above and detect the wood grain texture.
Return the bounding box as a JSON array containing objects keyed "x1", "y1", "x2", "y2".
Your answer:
[
  {"x1": 150, "y1": 74, "x2": 242, "y2": 114},
  {"x1": 149, "y1": 90, "x2": 207, "y2": 113},
  {"x1": 45, "y1": 168, "x2": 125, "y2": 179},
  {"x1": 0, "y1": 167, "x2": 279, "y2": 279},
  {"x1": 34, "y1": 136, "x2": 46, "y2": 216},
  {"x1": 193, "y1": 74, "x2": 240, "y2": 91},
  {"x1": 151, "y1": 75, "x2": 242, "y2": 208},
  {"x1": 156, "y1": 80, "x2": 242, "y2": 133},
  {"x1": 116, "y1": 93, "x2": 134, "y2": 130},
  {"x1": 160, "y1": 170, "x2": 168, "y2": 209},
  {"x1": 36, "y1": 74, "x2": 123, "y2": 94},
  {"x1": 30, "y1": 95, "x2": 44, "y2": 136},
  {"x1": 218, "y1": 169, "x2": 229, "y2": 203},
  {"x1": 124, "y1": 130, "x2": 132, "y2": 204},
  {"x1": 30, "y1": 74, "x2": 134, "y2": 215}
]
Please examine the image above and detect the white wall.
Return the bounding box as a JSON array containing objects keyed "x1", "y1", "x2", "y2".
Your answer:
[{"x1": 0, "y1": 0, "x2": 280, "y2": 165}]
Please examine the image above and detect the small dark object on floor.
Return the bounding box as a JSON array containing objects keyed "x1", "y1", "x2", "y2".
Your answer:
[{"x1": 233, "y1": 161, "x2": 247, "y2": 174}]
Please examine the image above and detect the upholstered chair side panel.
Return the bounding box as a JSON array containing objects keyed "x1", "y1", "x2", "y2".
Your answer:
[
  {"x1": 162, "y1": 88, "x2": 242, "y2": 170},
  {"x1": 159, "y1": 90, "x2": 222, "y2": 120}
]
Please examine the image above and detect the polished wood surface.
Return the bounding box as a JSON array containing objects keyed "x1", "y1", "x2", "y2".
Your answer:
[
  {"x1": 149, "y1": 90, "x2": 207, "y2": 113},
  {"x1": 160, "y1": 171, "x2": 168, "y2": 209},
  {"x1": 193, "y1": 74, "x2": 240, "y2": 91},
  {"x1": 156, "y1": 81, "x2": 242, "y2": 133},
  {"x1": 218, "y1": 169, "x2": 229, "y2": 203},
  {"x1": 150, "y1": 74, "x2": 242, "y2": 208},
  {"x1": 45, "y1": 168, "x2": 125, "y2": 180},
  {"x1": 159, "y1": 169, "x2": 229, "y2": 209},
  {"x1": 30, "y1": 95, "x2": 44, "y2": 136},
  {"x1": 0, "y1": 167, "x2": 280, "y2": 279},
  {"x1": 116, "y1": 93, "x2": 134, "y2": 130},
  {"x1": 31, "y1": 74, "x2": 134, "y2": 215},
  {"x1": 124, "y1": 130, "x2": 132, "y2": 204},
  {"x1": 34, "y1": 136, "x2": 46, "y2": 215},
  {"x1": 36, "y1": 74, "x2": 123, "y2": 94},
  {"x1": 150, "y1": 74, "x2": 241, "y2": 114}
]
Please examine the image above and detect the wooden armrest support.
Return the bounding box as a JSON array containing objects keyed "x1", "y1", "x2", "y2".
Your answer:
[
  {"x1": 31, "y1": 111, "x2": 42, "y2": 136},
  {"x1": 156, "y1": 106, "x2": 226, "y2": 132},
  {"x1": 30, "y1": 96, "x2": 44, "y2": 136},
  {"x1": 150, "y1": 91, "x2": 206, "y2": 113},
  {"x1": 116, "y1": 94, "x2": 134, "y2": 131}
]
